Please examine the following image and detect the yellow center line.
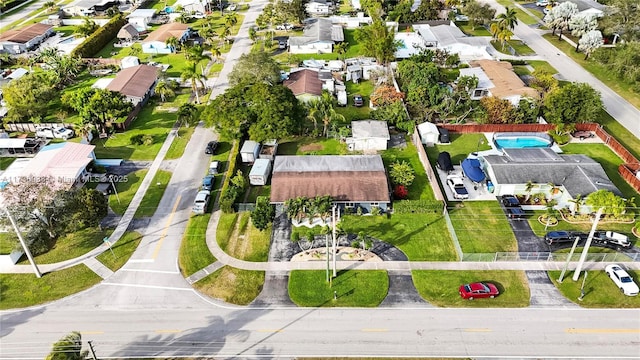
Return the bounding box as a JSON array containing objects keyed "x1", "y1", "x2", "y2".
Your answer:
[
  {"x1": 566, "y1": 328, "x2": 640, "y2": 334},
  {"x1": 257, "y1": 329, "x2": 284, "y2": 333},
  {"x1": 361, "y1": 328, "x2": 388, "y2": 332},
  {"x1": 152, "y1": 195, "x2": 181, "y2": 259},
  {"x1": 155, "y1": 329, "x2": 182, "y2": 334},
  {"x1": 464, "y1": 328, "x2": 492, "y2": 332}
]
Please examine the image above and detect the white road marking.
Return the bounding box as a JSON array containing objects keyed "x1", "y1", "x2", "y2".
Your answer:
[{"x1": 120, "y1": 269, "x2": 180, "y2": 274}]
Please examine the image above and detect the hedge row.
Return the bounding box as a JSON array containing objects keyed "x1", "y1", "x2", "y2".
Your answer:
[
  {"x1": 393, "y1": 200, "x2": 444, "y2": 214},
  {"x1": 71, "y1": 14, "x2": 126, "y2": 58},
  {"x1": 218, "y1": 140, "x2": 240, "y2": 213}
]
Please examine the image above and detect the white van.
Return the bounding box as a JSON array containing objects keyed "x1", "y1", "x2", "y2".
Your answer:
[{"x1": 192, "y1": 190, "x2": 210, "y2": 214}]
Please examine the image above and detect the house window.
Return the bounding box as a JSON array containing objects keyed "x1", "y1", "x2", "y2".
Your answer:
[
  {"x1": 473, "y1": 89, "x2": 484, "y2": 97},
  {"x1": 370, "y1": 202, "x2": 379, "y2": 206}
]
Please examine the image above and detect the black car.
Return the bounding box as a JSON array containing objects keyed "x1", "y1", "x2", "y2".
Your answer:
[
  {"x1": 544, "y1": 231, "x2": 585, "y2": 245},
  {"x1": 501, "y1": 195, "x2": 521, "y2": 207},
  {"x1": 353, "y1": 94, "x2": 364, "y2": 107},
  {"x1": 506, "y1": 207, "x2": 526, "y2": 219},
  {"x1": 205, "y1": 141, "x2": 218, "y2": 154}
]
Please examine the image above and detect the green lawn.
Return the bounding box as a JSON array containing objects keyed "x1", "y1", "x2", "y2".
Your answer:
[
  {"x1": 448, "y1": 201, "x2": 518, "y2": 253},
  {"x1": 0, "y1": 264, "x2": 101, "y2": 310},
  {"x1": 542, "y1": 34, "x2": 640, "y2": 109},
  {"x1": 529, "y1": 212, "x2": 633, "y2": 238},
  {"x1": 0, "y1": 158, "x2": 16, "y2": 170},
  {"x1": 96, "y1": 231, "x2": 143, "y2": 272},
  {"x1": 289, "y1": 270, "x2": 388, "y2": 307},
  {"x1": 527, "y1": 60, "x2": 558, "y2": 74},
  {"x1": 216, "y1": 212, "x2": 271, "y2": 262},
  {"x1": 194, "y1": 266, "x2": 264, "y2": 305},
  {"x1": 18, "y1": 227, "x2": 107, "y2": 264},
  {"x1": 425, "y1": 133, "x2": 492, "y2": 166},
  {"x1": 178, "y1": 213, "x2": 216, "y2": 277},
  {"x1": 246, "y1": 185, "x2": 271, "y2": 203},
  {"x1": 597, "y1": 110, "x2": 640, "y2": 161},
  {"x1": 341, "y1": 214, "x2": 457, "y2": 261},
  {"x1": 277, "y1": 137, "x2": 348, "y2": 155},
  {"x1": 109, "y1": 169, "x2": 147, "y2": 215},
  {"x1": 491, "y1": 40, "x2": 535, "y2": 56},
  {"x1": 0, "y1": 232, "x2": 18, "y2": 255},
  {"x1": 333, "y1": 80, "x2": 374, "y2": 121},
  {"x1": 549, "y1": 269, "x2": 640, "y2": 308},
  {"x1": 165, "y1": 126, "x2": 196, "y2": 159},
  {"x1": 456, "y1": 22, "x2": 492, "y2": 36},
  {"x1": 92, "y1": 102, "x2": 177, "y2": 160},
  {"x1": 495, "y1": 0, "x2": 541, "y2": 25},
  {"x1": 134, "y1": 170, "x2": 172, "y2": 218},
  {"x1": 382, "y1": 142, "x2": 435, "y2": 200},
  {"x1": 412, "y1": 270, "x2": 530, "y2": 307},
  {"x1": 344, "y1": 29, "x2": 364, "y2": 58}
]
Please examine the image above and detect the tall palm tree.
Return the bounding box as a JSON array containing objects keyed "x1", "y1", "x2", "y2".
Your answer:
[
  {"x1": 177, "y1": 103, "x2": 198, "y2": 127},
  {"x1": 219, "y1": 25, "x2": 231, "y2": 47},
  {"x1": 209, "y1": 44, "x2": 221, "y2": 63},
  {"x1": 165, "y1": 36, "x2": 179, "y2": 52},
  {"x1": 154, "y1": 80, "x2": 174, "y2": 102},
  {"x1": 224, "y1": 12, "x2": 238, "y2": 28},
  {"x1": 496, "y1": 7, "x2": 518, "y2": 31},
  {"x1": 181, "y1": 63, "x2": 207, "y2": 104}
]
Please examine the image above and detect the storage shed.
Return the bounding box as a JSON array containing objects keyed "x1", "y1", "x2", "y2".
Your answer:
[
  {"x1": 249, "y1": 159, "x2": 272, "y2": 186},
  {"x1": 240, "y1": 140, "x2": 261, "y2": 163},
  {"x1": 417, "y1": 121, "x2": 439, "y2": 146}
]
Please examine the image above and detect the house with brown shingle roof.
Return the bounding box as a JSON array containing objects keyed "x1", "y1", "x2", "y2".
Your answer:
[
  {"x1": 0, "y1": 23, "x2": 54, "y2": 54},
  {"x1": 270, "y1": 155, "x2": 391, "y2": 213},
  {"x1": 459, "y1": 60, "x2": 539, "y2": 105},
  {"x1": 141, "y1": 23, "x2": 190, "y2": 54},
  {"x1": 117, "y1": 23, "x2": 140, "y2": 41},
  {"x1": 283, "y1": 69, "x2": 324, "y2": 102},
  {"x1": 106, "y1": 64, "x2": 159, "y2": 106}
]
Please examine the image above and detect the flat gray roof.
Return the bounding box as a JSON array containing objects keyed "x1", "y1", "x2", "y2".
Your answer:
[{"x1": 273, "y1": 155, "x2": 384, "y2": 173}]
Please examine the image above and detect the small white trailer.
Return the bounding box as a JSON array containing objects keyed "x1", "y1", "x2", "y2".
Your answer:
[
  {"x1": 240, "y1": 140, "x2": 261, "y2": 163},
  {"x1": 249, "y1": 159, "x2": 272, "y2": 186}
]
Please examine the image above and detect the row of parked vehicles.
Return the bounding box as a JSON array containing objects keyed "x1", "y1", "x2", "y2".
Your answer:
[{"x1": 192, "y1": 141, "x2": 219, "y2": 215}]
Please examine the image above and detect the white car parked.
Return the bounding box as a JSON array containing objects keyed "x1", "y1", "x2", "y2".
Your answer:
[
  {"x1": 446, "y1": 174, "x2": 469, "y2": 200},
  {"x1": 605, "y1": 264, "x2": 639, "y2": 296},
  {"x1": 35, "y1": 126, "x2": 74, "y2": 140}
]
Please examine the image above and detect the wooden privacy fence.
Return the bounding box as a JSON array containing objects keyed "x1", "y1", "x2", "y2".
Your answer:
[{"x1": 411, "y1": 129, "x2": 445, "y2": 201}]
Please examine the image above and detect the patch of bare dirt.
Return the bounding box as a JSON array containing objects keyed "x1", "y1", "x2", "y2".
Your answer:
[{"x1": 299, "y1": 143, "x2": 323, "y2": 152}]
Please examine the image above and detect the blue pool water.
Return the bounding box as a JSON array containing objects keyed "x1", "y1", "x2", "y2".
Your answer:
[
  {"x1": 494, "y1": 136, "x2": 551, "y2": 149},
  {"x1": 398, "y1": 40, "x2": 407, "y2": 49}
]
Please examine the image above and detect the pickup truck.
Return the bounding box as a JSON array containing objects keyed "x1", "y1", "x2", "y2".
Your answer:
[
  {"x1": 35, "y1": 126, "x2": 74, "y2": 140},
  {"x1": 592, "y1": 231, "x2": 632, "y2": 250}
]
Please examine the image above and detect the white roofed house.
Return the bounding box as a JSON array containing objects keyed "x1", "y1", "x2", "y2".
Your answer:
[
  {"x1": 346, "y1": 120, "x2": 390, "y2": 152},
  {"x1": 126, "y1": 8, "x2": 157, "y2": 32},
  {"x1": 62, "y1": 0, "x2": 119, "y2": 16},
  {"x1": 174, "y1": 0, "x2": 213, "y2": 14},
  {"x1": 306, "y1": 0, "x2": 333, "y2": 16},
  {"x1": 413, "y1": 22, "x2": 493, "y2": 62},
  {"x1": 289, "y1": 18, "x2": 344, "y2": 54}
]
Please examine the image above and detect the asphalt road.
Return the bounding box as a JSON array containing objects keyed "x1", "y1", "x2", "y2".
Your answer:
[{"x1": 2, "y1": 303, "x2": 640, "y2": 358}]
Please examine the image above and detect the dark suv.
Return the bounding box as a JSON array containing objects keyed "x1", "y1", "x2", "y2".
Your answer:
[
  {"x1": 501, "y1": 195, "x2": 526, "y2": 219},
  {"x1": 205, "y1": 141, "x2": 218, "y2": 154},
  {"x1": 544, "y1": 231, "x2": 586, "y2": 245},
  {"x1": 501, "y1": 195, "x2": 521, "y2": 207}
]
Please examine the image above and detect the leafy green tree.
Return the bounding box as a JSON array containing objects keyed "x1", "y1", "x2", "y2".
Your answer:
[
  {"x1": 389, "y1": 161, "x2": 415, "y2": 187},
  {"x1": 62, "y1": 88, "x2": 132, "y2": 134},
  {"x1": 202, "y1": 85, "x2": 252, "y2": 139},
  {"x1": 600, "y1": 0, "x2": 640, "y2": 42},
  {"x1": 307, "y1": 91, "x2": 345, "y2": 136},
  {"x1": 480, "y1": 96, "x2": 516, "y2": 124},
  {"x1": 1, "y1": 72, "x2": 56, "y2": 122},
  {"x1": 585, "y1": 189, "x2": 628, "y2": 217},
  {"x1": 75, "y1": 17, "x2": 98, "y2": 37},
  {"x1": 246, "y1": 83, "x2": 305, "y2": 142},
  {"x1": 463, "y1": 0, "x2": 496, "y2": 28},
  {"x1": 45, "y1": 331, "x2": 87, "y2": 360},
  {"x1": 371, "y1": 100, "x2": 413, "y2": 132},
  {"x1": 37, "y1": 50, "x2": 84, "y2": 86},
  {"x1": 251, "y1": 196, "x2": 275, "y2": 231},
  {"x1": 355, "y1": 20, "x2": 400, "y2": 65},
  {"x1": 228, "y1": 51, "x2": 281, "y2": 86},
  {"x1": 530, "y1": 69, "x2": 559, "y2": 99},
  {"x1": 543, "y1": 82, "x2": 603, "y2": 124}
]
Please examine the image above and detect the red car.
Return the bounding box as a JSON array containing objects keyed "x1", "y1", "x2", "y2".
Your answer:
[{"x1": 459, "y1": 282, "x2": 499, "y2": 300}]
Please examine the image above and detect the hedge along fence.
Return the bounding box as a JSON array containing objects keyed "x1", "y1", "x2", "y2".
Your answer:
[
  {"x1": 71, "y1": 14, "x2": 127, "y2": 58},
  {"x1": 218, "y1": 140, "x2": 240, "y2": 213}
]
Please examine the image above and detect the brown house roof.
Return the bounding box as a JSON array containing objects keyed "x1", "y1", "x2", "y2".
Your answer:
[
  {"x1": 469, "y1": 60, "x2": 539, "y2": 100},
  {"x1": 142, "y1": 22, "x2": 189, "y2": 43},
  {"x1": 283, "y1": 69, "x2": 323, "y2": 97},
  {"x1": 106, "y1": 64, "x2": 158, "y2": 98},
  {"x1": 117, "y1": 23, "x2": 139, "y2": 39},
  {"x1": 0, "y1": 23, "x2": 53, "y2": 44},
  {"x1": 270, "y1": 155, "x2": 390, "y2": 203}
]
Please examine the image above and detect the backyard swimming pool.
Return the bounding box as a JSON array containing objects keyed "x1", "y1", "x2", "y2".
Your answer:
[{"x1": 493, "y1": 132, "x2": 553, "y2": 149}]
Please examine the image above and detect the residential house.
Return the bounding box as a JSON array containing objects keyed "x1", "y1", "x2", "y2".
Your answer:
[
  {"x1": 480, "y1": 147, "x2": 621, "y2": 208},
  {"x1": 62, "y1": 0, "x2": 119, "y2": 16},
  {"x1": 329, "y1": 14, "x2": 372, "y2": 29},
  {"x1": 106, "y1": 64, "x2": 159, "y2": 106},
  {"x1": 0, "y1": 23, "x2": 54, "y2": 54},
  {"x1": 346, "y1": 120, "x2": 390, "y2": 152},
  {"x1": 306, "y1": 0, "x2": 333, "y2": 16},
  {"x1": 120, "y1": 56, "x2": 140, "y2": 69},
  {"x1": 0, "y1": 142, "x2": 96, "y2": 188},
  {"x1": 175, "y1": 0, "x2": 212, "y2": 13},
  {"x1": 270, "y1": 155, "x2": 391, "y2": 213},
  {"x1": 413, "y1": 22, "x2": 493, "y2": 62},
  {"x1": 289, "y1": 18, "x2": 344, "y2": 54},
  {"x1": 460, "y1": 60, "x2": 539, "y2": 105},
  {"x1": 117, "y1": 23, "x2": 140, "y2": 41},
  {"x1": 126, "y1": 8, "x2": 156, "y2": 32},
  {"x1": 141, "y1": 23, "x2": 190, "y2": 54},
  {"x1": 283, "y1": 69, "x2": 324, "y2": 102}
]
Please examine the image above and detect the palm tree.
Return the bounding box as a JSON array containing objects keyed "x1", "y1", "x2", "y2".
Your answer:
[
  {"x1": 165, "y1": 36, "x2": 179, "y2": 52},
  {"x1": 184, "y1": 44, "x2": 210, "y2": 75},
  {"x1": 181, "y1": 63, "x2": 207, "y2": 104},
  {"x1": 74, "y1": 123, "x2": 94, "y2": 144},
  {"x1": 496, "y1": 7, "x2": 518, "y2": 31},
  {"x1": 524, "y1": 180, "x2": 535, "y2": 202},
  {"x1": 224, "y1": 12, "x2": 238, "y2": 28},
  {"x1": 219, "y1": 25, "x2": 231, "y2": 48},
  {"x1": 209, "y1": 44, "x2": 221, "y2": 63},
  {"x1": 154, "y1": 80, "x2": 174, "y2": 102},
  {"x1": 333, "y1": 42, "x2": 348, "y2": 67},
  {"x1": 43, "y1": 0, "x2": 55, "y2": 12},
  {"x1": 75, "y1": 17, "x2": 98, "y2": 37},
  {"x1": 568, "y1": 194, "x2": 583, "y2": 216},
  {"x1": 176, "y1": 103, "x2": 198, "y2": 127}
]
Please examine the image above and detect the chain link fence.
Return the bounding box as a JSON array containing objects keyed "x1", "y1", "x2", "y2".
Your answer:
[{"x1": 462, "y1": 252, "x2": 640, "y2": 262}]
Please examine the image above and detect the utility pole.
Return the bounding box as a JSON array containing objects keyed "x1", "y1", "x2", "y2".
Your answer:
[
  {"x1": 332, "y1": 205, "x2": 337, "y2": 278},
  {"x1": 558, "y1": 235, "x2": 581, "y2": 283},
  {"x1": 6, "y1": 208, "x2": 41, "y2": 278},
  {"x1": 573, "y1": 207, "x2": 603, "y2": 281},
  {"x1": 88, "y1": 340, "x2": 97, "y2": 360}
]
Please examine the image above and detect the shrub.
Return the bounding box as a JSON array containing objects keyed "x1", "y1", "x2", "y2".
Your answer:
[
  {"x1": 371, "y1": 206, "x2": 381, "y2": 216},
  {"x1": 129, "y1": 134, "x2": 154, "y2": 145},
  {"x1": 393, "y1": 185, "x2": 408, "y2": 199},
  {"x1": 394, "y1": 200, "x2": 444, "y2": 214},
  {"x1": 71, "y1": 14, "x2": 127, "y2": 58}
]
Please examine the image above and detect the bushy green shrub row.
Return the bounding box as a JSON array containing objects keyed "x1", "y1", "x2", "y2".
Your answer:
[
  {"x1": 71, "y1": 14, "x2": 126, "y2": 58},
  {"x1": 219, "y1": 141, "x2": 241, "y2": 213},
  {"x1": 393, "y1": 200, "x2": 444, "y2": 214}
]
